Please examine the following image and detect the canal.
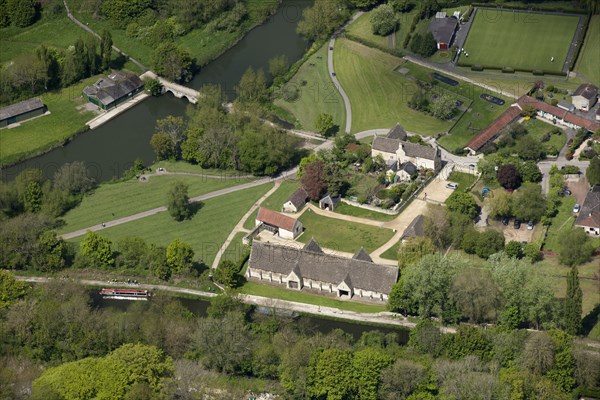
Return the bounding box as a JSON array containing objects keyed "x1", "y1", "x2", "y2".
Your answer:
[
  {"x1": 2, "y1": 0, "x2": 311, "y2": 182},
  {"x1": 91, "y1": 292, "x2": 410, "y2": 343}
]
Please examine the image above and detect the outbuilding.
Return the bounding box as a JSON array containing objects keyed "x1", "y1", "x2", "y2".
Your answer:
[
  {"x1": 282, "y1": 187, "x2": 309, "y2": 213},
  {"x1": 255, "y1": 207, "x2": 303, "y2": 240},
  {"x1": 0, "y1": 97, "x2": 47, "y2": 128}
]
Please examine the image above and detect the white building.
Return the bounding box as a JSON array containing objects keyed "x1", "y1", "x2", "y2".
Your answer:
[
  {"x1": 572, "y1": 83, "x2": 598, "y2": 111},
  {"x1": 255, "y1": 207, "x2": 303, "y2": 240}
]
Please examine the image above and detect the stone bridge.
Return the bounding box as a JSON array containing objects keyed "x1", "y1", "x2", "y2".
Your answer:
[{"x1": 140, "y1": 71, "x2": 200, "y2": 104}]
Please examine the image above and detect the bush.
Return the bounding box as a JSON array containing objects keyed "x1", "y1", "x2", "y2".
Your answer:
[
  {"x1": 502, "y1": 67, "x2": 515, "y2": 73},
  {"x1": 550, "y1": 99, "x2": 559, "y2": 106},
  {"x1": 471, "y1": 65, "x2": 484, "y2": 71}
]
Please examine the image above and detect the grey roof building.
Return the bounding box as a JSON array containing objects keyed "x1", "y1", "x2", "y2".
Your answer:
[
  {"x1": 575, "y1": 186, "x2": 600, "y2": 236},
  {"x1": 319, "y1": 193, "x2": 341, "y2": 210},
  {"x1": 428, "y1": 17, "x2": 458, "y2": 50},
  {"x1": 283, "y1": 187, "x2": 309, "y2": 213},
  {"x1": 402, "y1": 214, "x2": 426, "y2": 241},
  {"x1": 372, "y1": 124, "x2": 441, "y2": 172},
  {"x1": 0, "y1": 97, "x2": 47, "y2": 128},
  {"x1": 83, "y1": 72, "x2": 143, "y2": 110},
  {"x1": 247, "y1": 241, "x2": 398, "y2": 300},
  {"x1": 386, "y1": 123, "x2": 408, "y2": 140}
]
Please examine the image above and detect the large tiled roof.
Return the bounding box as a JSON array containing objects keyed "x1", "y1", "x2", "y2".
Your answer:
[
  {"x1": 257, "y1": 207, "x2": 298, "y2": 232},
  {"x1": 402, "y1": 141, "x2": 438, "y2": 160},
  {"x1": 372, "y1": 136, "x2": 401, "y2": 153},
  {"x1": 83, "y1": 72, "x2": 143, "y2": 106},
  {"x1": 249, "y1": 241, "x2": 398, "y2": 294},
  {"x1": 573, "y1": 83, "x2": 598, "y2": 100},
  {"x1": 517, "y1": 95, "x2": 600, "y2": 132},
  {"x1": 575, "y1": 186, "x2": 600, "y2": 229},
  {"x1": 303, "y1": 238, "x2": 324, "y2": 254},
  {"x1": 466, "y1": 105, "x2": 522, "y2": 151},
  {"x1": 428, "y1": 17, "x2": 458, "y2": 44},
  {"x1": 403, "y1": 214, "x2": 425, "y2": 238},
  {"x1": 0, "y1": 97, "x2": 44, "y2": 121},
  {"x1": 286, "y1": 187, "x2": 308, "y2": 208},
  {"x1": 352, "y1": 247, "x2": 373, "y2": 262},
  {"x1": 387, "y1": 123, "x2": 408, "y2": 140}
]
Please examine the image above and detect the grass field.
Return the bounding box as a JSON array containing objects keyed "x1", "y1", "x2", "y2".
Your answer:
[
  {"x1": 334, "y1": 203, "x2": 397, "y2": 222},
  {"x1": 345, "y1": 9, "x2": 419, "y2": 51},
  {"x1": 334, "y1": 39, "x2": 454, "y2": 134},
  {"x1": 543, "y1": 195, "x2": 600, "y2": 252},
  {"x1": 380, "y1": 241, "x2": 400, "y2": 261},
  {"x1": 0, "y1": 77, "x2": 100, "y2": 167},
  {"x1": 67, "y1": 184, "x2": 273, "y2": 268},
  {"x1": 274, "y1": 44, "x2": 345, "y2": 133},
  {"x1": 243, "y1": 179, "x2": 301, "y2": 230},
  {"x1": 221, "y1": 232, "x2": 249, "y2": 264},
  {"x1": 447, "y1": 171, "x2": 478, "y2": 191},
  {"x1": 516, "y1": 118, "x2": 567, "y2": 153},
  {"x1": 575, "y1": 15, "x2": 600, "y2": 86},
  {"x1": 298, "y1": 211, "x2": 394, "y2": 253},
  {"x1": 459, "y1": 10, "x2": 579, "y2": 73},
  {"x1": 59, "y1": 174, "x2": 256, "y2": 234}
]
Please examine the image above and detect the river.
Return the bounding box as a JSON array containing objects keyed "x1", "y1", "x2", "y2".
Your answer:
[
  {"x1": 1, "y1": 0, "x2": 311, "y2": 182},
  {"x1": 91, "y1": 293, "x2": 410, "y2": 343}
]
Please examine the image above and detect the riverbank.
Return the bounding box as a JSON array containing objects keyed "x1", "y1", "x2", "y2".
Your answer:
[{"x1": 86, "y1": 92, "x2": 150, "y2": 129}]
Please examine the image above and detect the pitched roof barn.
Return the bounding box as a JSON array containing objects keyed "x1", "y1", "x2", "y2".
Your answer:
[
  {"x1": 465, "y1": 105, "x2": 522, "y2": 152},
  {"x1": 285, "y1": 187, "x2": 309, "y2": 210},
  {"x1": 0, "y1": 98, "x2": 45, "y2": 121},
  {"x1": 257, "y1": 207, "x2": 299, "y2": 232}
]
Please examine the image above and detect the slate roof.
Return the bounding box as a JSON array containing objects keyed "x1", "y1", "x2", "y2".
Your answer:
[
  {"x1": 0, "y1": 98, "x2": 44, "y2": 121},
  {"x1": 403, "y1": 215, "x2": 425, "y2": 239},
  {"x1": 83, "y1": 72, "x2": 143, "y2": 106},
  {"x1": 428, "y1": 17, "x2": 458, "y2": 44},
  {"x1": 466, "y1": 105, "x2": 522, "y2": 151},
  {"x1": 402, "y1": 141, "x2": 438, "y2": 160},
  {"x1": 387, "y1": 123, "x2": 408, "y2": 140},
  {"x1": 557, "y1": 100, "x2": 574, "y2": 111},
  {"x1": 249, "y1": 241, "x2": 398, "y2": 294},
  {"x1": 400, "y1": 161, "x2": 418, "y2": 175},
  {"x1": 319, "y1": 193, "x2": 341, "y2": 206},
  {"x1": 303, "y1": 238, "x2": 324, "y2": 254},
  {"x1": 257, "y1": 207, "x2": 299, "y2": 232},
  {"x1": 372, "y1": 136, "x2": 401, "y2": 153},
  {"x1": 575, "y1": 186, "x2": 600, "y2": 229},
  {"x1": 286, "y1": 187, "x2": 308, "y2": 209},
  {"x1": 573, "y1": 83, "x2": 598, "y2": 100},
  {"x1": 352, "y1": 247, "x2": 373, "y2": 262}
]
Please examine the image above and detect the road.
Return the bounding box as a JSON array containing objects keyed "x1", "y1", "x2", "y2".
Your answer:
[
  {"x1": 538, "y1": 159, "x2": 590, "y2": 194},
  {"x1": 15, "y1": 276, "x2": 440, "y2": 331},
  {"x1": 329, "y1": 12, "x2": 363, "y2": 134}
]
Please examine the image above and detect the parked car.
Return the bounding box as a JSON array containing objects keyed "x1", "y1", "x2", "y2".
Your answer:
[
  {"x1": 567, "y1": 138, "x2": 574, "y2": 147},
  {"x1": 514, "y1": 219, "x2": 521, "y2": 229},
  {"x1": 501, "y1": 217, "x2": 509, "y2": 226},
  {"x1": 573, "y1": 203, "x2": 580, "y2": 213},
  {"x1": 527, "y1": 221, "x2": 534, "y2": 230},
  {"x1": 558, "y1": 188, "x2": 572, "y2": 196},
  {"x1": 446, "y1": 182, "x2": 459, "y2": 190}
]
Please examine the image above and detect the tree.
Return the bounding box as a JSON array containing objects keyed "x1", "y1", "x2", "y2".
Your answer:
[
  {"x1": 167, "y1": 181, "x2": 192, "y2": 221},
  {"x1": 497, "y1": 164, "x2": 521, "y2": 190},
  {"x1": 516, "y1": 136, "x2": 546, "y2": 161},
  {"x1": 370, "y1": 4, "x2": 399, "y2": 36},
  {"x1": 445, "y1": 191, "x2": 479, "y2": 219},
  {"x1": 519, "y1": 160, "x2": 542, "y2": 182},
  {"x1": 424, "y1": 204, "x2": 451, "y2": 249},
  {"x1": 147, "y1": 244, "x2": 170, "y2": 280},
  {"x1": 268, "y1": 54, "x2": 289, "y2": 78},
  {"x1": 150, "y1": 132, "x2": 176, "y2": 160},
  {"x1": 430, "y1": 94, "x2": 457, "y2": 120},
  {"x1": 352, "y1": 347, "x2": 392, "y2": 400},
  {"x1": 237, "y1": 127, "x2": 298, "y2": 175},
  {"x1": 0, "y1": 270, "x2": 27, "y2": 308},
  {"x1": 475, "y1": 230, "x2": 505, "y2": 259},
  {"x1": 558, "y1": 228, "x2": 594, "y2": 266},
  {"x1": 521, "y1": 105, "x2": 536, "y2": 118},
  {"x1": 53, "y1": 161, "x2": 95, "y2": 195},
  {"x1": 562, "y1": 266, "x2": 582, "y2": 335},
  {"x1": 100, "y1": 29, "x2": 113, "y2": 70},
  {"x1": 166, "y1": 239, "x2": 194, "y2": 274},
  {"x1": 144, "y1": 77, "x2": 163, "y2": 96},
  {"x1": 236, "y1": 66, "x2": 268, "y2": 104},
  {"x1": 297, "y1": 0, "x2": 350, "y2": 41},
  {"x1": 411, "y1": 32, "x2": 437, "y2": 57},
  {"x1": 398, "y1": 236, "x2": 436, "y2": 270},
  {"x1": 214, "y1": 260, "x2": 239, "y2": 288},
  {"x1": 315, "y1": 113, "x2": 335, "y2": 136},
  {"x1": 348, "y1": 0, "x2": 380, "y2": 7},
  {"x1": 450, "y1": 268, "x2": 501, "y2": 323},
  {"x1": 390, "y1": 0, "x2": 414, "y2": 12},
  {"x1": 7, "y1": 0, "x2": 36, "y2": 27},
  {"x1": 505, "y1": 240, "x2": 523, "y2": 259},
  {"x1": 152, "y1": 42, "x2": 194, "y2": 83},
  {"x1": 33, "y1": 230, "x2": 68, "y2": 272},
  {"x1": 116, "y1": 237, "x2": 149, "y2": 270},
  {"x1": 512, "y1": 184, "x2": 546, "y2": 222},
  {"x1": 300, "y1": 158, "x2": 327, "y2": 200},
  {"x1": 586, "y1": 156, "x2": 600, "y2": 186},
  {"x1": 380, "y1": 359, "x2": 426, "y2": 399},
  {"x1": 408, "y1": 319, "x2": 443, "y2": 356},
  {"x1": 522, "y1": 332, "x2": 555, "y2": 375},
  {"x1": 79, "y1": 231, "x2": 114, "y2": 268},
  {"x1": 488, "y1": 189, "x2": 512, "y2": 218},
  {"x1": 307, "y1": 348, "x2": 355, "y2": 400}
]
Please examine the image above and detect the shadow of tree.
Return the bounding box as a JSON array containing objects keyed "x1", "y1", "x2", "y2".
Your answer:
[{"x1": 581, "y1": 303, "x2": 600, "y2": 336}]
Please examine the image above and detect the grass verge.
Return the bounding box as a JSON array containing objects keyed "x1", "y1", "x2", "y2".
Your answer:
[
  {"x1": 334, "y1": 202, "x2": 397, "y2": 222},
  {"x1": 575, "y1": 15, "x2": 600, "y2": 86}
]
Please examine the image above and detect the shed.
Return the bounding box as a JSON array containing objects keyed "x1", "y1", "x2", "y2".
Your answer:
[
  {"x1": 282, "y1": 187, "x2": 309, "y2": 213},
  {"x1": 0, "y1": 98, "x2": 47, "y2": 128},
  {"x1": 557, "y1": 100, "x2": 574, "y2": 112},
  {"x1": 428, "y1": 17, "x2": 458, "y2": 50},
  {"x1": 83, "y1": 72, "x2": 143, "y2": 110},
  {"x1": 256, "y1": 207, "x2": 303, "y2": 240},
  {"x1": 319, "y1": 193, "x2": 341, "y2": 211}
]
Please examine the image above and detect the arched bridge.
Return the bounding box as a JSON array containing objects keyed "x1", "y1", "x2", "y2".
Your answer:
[{"x1": 140, "y1": 71, "x2": 200, "y2": 104}]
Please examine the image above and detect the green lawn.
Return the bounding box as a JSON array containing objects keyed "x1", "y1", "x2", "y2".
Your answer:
[
  {"x1": 221, "y1": 232, "x2": 249, "y2": 264},
  {"x1": 0, "y1": 15, "x2": 94, "y2": 64},
  {"x1": 243, "y1": 180, "x2": 301, "y2": 230},
  {"x1": 68, "y1": 184, "x2": 273, "y2": 268},
  {"x1": 575, "y1": 15, "x2": 600, "y2": 86},
  {"x1": 153, "y1": 160, "x2": 243, "y2": 177},
  {"x1": 543, "y1": 195, "x2": 576, "y2": 252},
  {"x1": 298, "y1": 211, "x2": 394, "y2": 254},
  {"x1": 345, "y1": 9, "x2": 419, "y2": 51},
  {"x1": 59, "y1": 173, "x2": 255, "y2": 234},
  {"x1": 334, "y1": 202, "x2": 397, "y2": 222},
  {"x1": 518, "y1": 118, "x2": 567, "y2": 153},
  {"x1": 238, "y1": 281, "x2": 387, "y2": 313},
  {"x1": 459, "y1": 10, "x2": 579, "y2": 73},
  {"x1": 380, "y1": 241, "x2": 400, "y2": 261},
  {"x1": 447, "y1": 171, "x2": 478, "y2": 191},
  {"x1": 274, "y1": 44, "x2": 345, "y2": 133},
  {"x1": 0, "y1": 77, "x2": 99, "y2": 167},
  {"x1": 334, "y1": 39, "x2": 454, "y2": 134}
]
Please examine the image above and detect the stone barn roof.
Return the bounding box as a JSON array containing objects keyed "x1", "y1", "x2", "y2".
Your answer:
[
  {"x1": 285, "y1": 187, "x2": 309, "y2": 209},
  {"x1": 257, "y1": 207, "x2": 299, "y2": 232}
]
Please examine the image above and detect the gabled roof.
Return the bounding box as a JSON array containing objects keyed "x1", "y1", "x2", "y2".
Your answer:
[
  {"x1": 575, "y1": 186, "x2": 600, "y2": 229},
  {"x1": 402, "y1": 142, "x2": 438, "y2": 161},
  {"x1": 387, "y1": 123, "x2": 408, "y2": 140},
  {"x1": 257, "y1": 207, "x2": 299, "y2": 232},
  {"x1": 517, "y1": 95, "x2": 600, "y2": 132},
  {"x1": 372, "y1": 136, "x2": 401, "y2": 153},
  {"x1": 249, "y1": 241, "x2": 399, "y2": 294},
  {"x1": 428, "y1": 17, "x2": 458, "y2": 44},
  {"x1": 573, "y1": 83, "x2": 598, "y2": 100},
  {"x1": 303, "y1": 238, "x2": 324, "y2": 254},
  {"x1": 0, "y1": 97, "x2": 44, "y2": 121},
  {"x1": 286, "y1": 187, "x2": 309, "y2": 208},
  {"x1": 466, "y1": 105, "x2": 522, "y2": 151},
  {"x1": 83, "y1": 72, "x2": 143, "y2": 106},
  {"x1": 403, "y1": 214, "x2": 425, "y2": 238},
  {"x1": 319, "y1": 193, "x2": 341, "y2": 206},
  {"x1": 400, "y1": 161, "x2": 418, "y2": 175},
  {"x1": 352, "y1": 247, "x2": 373, "y2": 262}
]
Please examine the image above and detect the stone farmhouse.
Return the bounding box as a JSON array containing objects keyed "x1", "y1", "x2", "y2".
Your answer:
[
  {"x1": 255, "y1": 207, "x2": 303, "y2": 240},
  {"x1": 372, "y1": 124, "x2": 442, "y2": 172},
  {"x1": 575, "y1": 186, "x2": 600, "y2": 236},
  {"x1": 247, "y1": 240, "x2": 399, "y2": 301},
  {"x1": 282, "y1": 187, "x2": 308, "y2": 213},
  {"x1": 572, "y1": 83, "x2": 598, "y2": 111}
]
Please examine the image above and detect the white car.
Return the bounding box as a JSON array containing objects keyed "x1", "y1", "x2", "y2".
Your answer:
[
  {"x1": 573, "y1": 203, "x2": 580, "y2": 213},
  {"x1": 446, "y1": 182, "x2": 458, "y2": 190}
]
